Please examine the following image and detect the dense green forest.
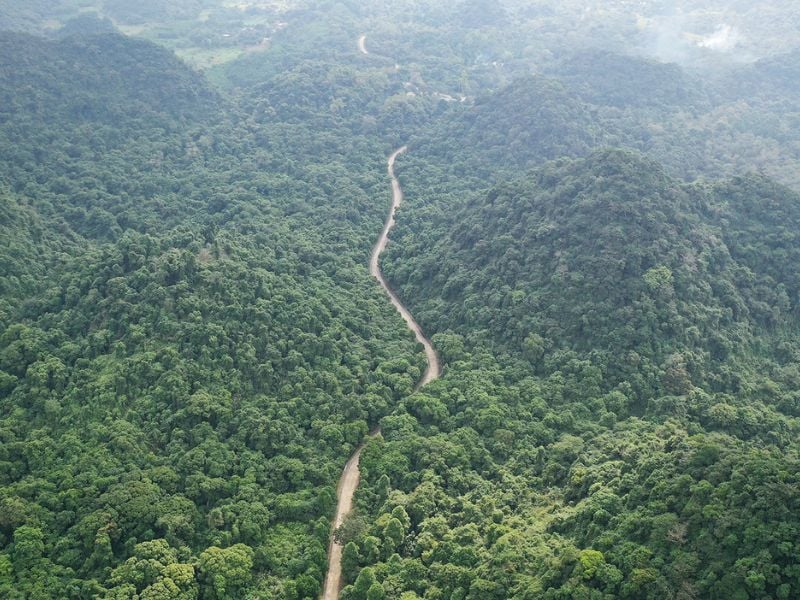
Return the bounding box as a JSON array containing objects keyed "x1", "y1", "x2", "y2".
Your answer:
[
  {"x1": 354, "y1": 152, "x2": 800, "y2": 599},
  {"x1": 0, "y1": 28, "x2": 427, "y2": 598},
  {"x1": 1, "y1": 1, "x2": 800, "y2": 599}
]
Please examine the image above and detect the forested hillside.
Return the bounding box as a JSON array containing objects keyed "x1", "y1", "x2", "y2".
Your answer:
[
  {"x1": 0, "y1": 30, "x2": 425, "y2": 598},
  {"x1": 386, "y1": 151, "x2": 800, "y2": 397},
  {"x1": 1, "y1": 2, "x2": 800, "y2": 599},
  {"x1": 354, "y1": 152, "x2": 800, "y2": 600},
  {"x1": 392, "y1": 48, "x2": 800, "y2": 190}
]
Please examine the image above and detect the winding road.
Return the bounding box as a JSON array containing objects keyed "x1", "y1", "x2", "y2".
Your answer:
[
  {"x1": 321, "y1": 148, "x2": 440, "y2": 599},
  {"x1": 371, "y1": 148, "x2": 441, "y2": 388}
]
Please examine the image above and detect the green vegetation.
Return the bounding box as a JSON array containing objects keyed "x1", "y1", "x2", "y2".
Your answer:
[
  {"x1": 387, "y1": 151, "x2": 800, "y2": 398},
  {"x1": 0, "y1": 0, "x2": 297, "y2": 69},
  {"x1": 1, "y1": 1, "x2": 800, "y2": 599},
  {"x1": 0, "y1": 29, "x2": 425, "y2": 598},
  {"x1": 343, "y1": 150, "x2": 800, "y2": 599},
  {"x1": 352, "y1": 359, "x2": 800, "y2": 598}
]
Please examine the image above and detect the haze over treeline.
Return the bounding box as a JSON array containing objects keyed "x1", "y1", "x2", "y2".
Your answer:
[{"x1": 0, "y1": 1, "x2": 799, "y2": 599}]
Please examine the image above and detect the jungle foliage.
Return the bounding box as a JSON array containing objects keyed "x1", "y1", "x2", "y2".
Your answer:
[
  {"x1": 1, "y1": 2, "x2": 800, "y2": 599},
  {"x1": 354, "y1": 150, "x2": 800, "y2": 599},
  {"x1": 0, "y1": 30, "x2": 425, "y2": 598}
]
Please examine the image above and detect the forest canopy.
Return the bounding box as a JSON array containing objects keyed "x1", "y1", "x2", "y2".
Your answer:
[{"x1": 1, "y1": 1, "x2": 800, "y2": 599}]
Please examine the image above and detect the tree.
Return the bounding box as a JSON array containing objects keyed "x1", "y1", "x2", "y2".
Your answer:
[
  {"x1": 0, "y1": 554, "x2": 12, "y2": 582},
  {"x1": 198, "y1": 544, "x2": 254, "y2": 600},
  {"x1": 342, "y1": 542, "x2": 361, "y2": 584},
  {"x1": 12, "y1": 526, "x2": 44, "y2": 572},
  {"x1": 362, "y1": 536, "x2": 381, "y2": 564},
  {"x1": 108, "y1": 540, "x2": 197, "y2": 599},
  {"x1": 334, "y1": 512, "x2": 367, "y2": 545},
  {"x1": 578, "y1": 549, "x2": 605, "y2": 580},
  {"x1": 382, "y1": 518, "x2": 405, "y2": 555},
  {"x1": 390, "y1": 506, "x2": 411, "y2": 531},
  {"x1": 367, "y1": 582, "x2": 386, "y2": 600},
  {"x1": 352, "y1": 567, "x2": 377, "y2": 600}
]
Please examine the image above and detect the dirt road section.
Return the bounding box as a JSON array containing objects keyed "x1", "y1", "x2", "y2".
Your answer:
[
  {"x1": 321, "y1": 445, "x2": 365, "y2": 600},
  {"x1": 321, "y1": 147, "x2": 440, "y2": 600},
  {"x1": 370, "y1": 147, "x2": 441, "y2": 387}
]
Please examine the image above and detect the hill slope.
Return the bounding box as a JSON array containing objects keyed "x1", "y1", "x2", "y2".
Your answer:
[
  {"x1": 0, "y1": 31, "x2": 424, "y2": 599},
  {"x1": 386, "y1": 150, "x2": 800, "y2": 410},
  {"x1": 343, "y1": 151, "x2": 800, "y2": 600}
]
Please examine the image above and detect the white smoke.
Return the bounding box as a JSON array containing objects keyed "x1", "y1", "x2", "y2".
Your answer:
[
  {"x1": 642, "y1": 16, "x2": 748, "y2": 65},
  {"x1": 697, "y1": 24, "x2": 740, "y2": 51}
]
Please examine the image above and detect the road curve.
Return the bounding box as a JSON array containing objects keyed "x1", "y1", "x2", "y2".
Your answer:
[
  {"x1": 321, "y1": 148, "x2": 440, "y2": 600},
  {"x1": 358, "y1": 35, "x2": 368, "y2": 55},
  {"x1": 370, "y1": 147, "x2": 441, "y2": 388}
]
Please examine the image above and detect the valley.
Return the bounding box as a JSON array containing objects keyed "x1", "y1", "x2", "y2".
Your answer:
[
  {"x1": 324, "y1": 147, "x2": 440, "y2": 600},
  {"x1": 0, "y1": 2, "x2": 799, "y2": 600}
]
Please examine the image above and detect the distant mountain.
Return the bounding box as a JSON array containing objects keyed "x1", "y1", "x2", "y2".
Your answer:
[
  {"x1": 101, "y1": 0, "x2": 211, "y2": 26},
  {"x1": 551, "y1": 49, "x2": 709, "y2": 109},
  {"x1": 729, "y1": 47, "x2": 800, "y2": 102},
  {"x1": 412, "y1": 77, "x2": 597, "y2": 181},
  {"x1": 452, "y1": 0, "x2": 509, "y2": 28},
  {"x1": 0, "y1": 31, "x2": 218, "y2": 125},
  {"x1": 0, "y1": 31, "x2": 227, "y2": 242},
  {"x1": 405, "y1": 50, "x2": 800, "y2": 191},
  {"x1": 55, "y1": 14, "x2": 119, "y2": 39},
  {"x1": 0, "y1": 0, "x2": 61, "y2": 33}
]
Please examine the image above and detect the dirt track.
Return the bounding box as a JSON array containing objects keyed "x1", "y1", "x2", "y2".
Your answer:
[
  {"x1": 321, "y1": 444, "x2": 366, "y2": 600},
  {"x1": 370, "y1": 147, "x2": 440, "y2": 387},
  {"x1": 320, "y1": 148, "x2": 440, "y2": 599}
]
